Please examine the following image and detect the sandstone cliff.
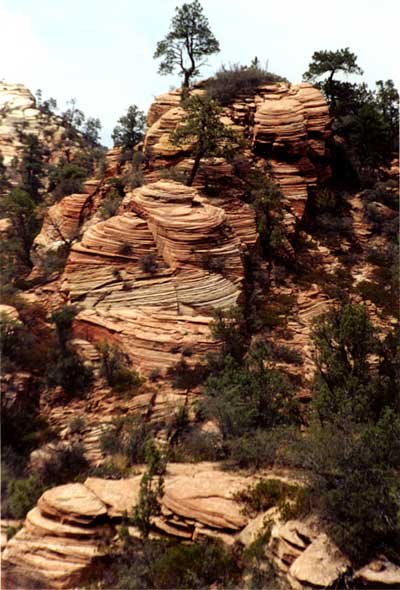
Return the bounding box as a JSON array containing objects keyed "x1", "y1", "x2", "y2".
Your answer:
[{"x1": 1, "y1": 76, "x2": 398, "y2": 590}]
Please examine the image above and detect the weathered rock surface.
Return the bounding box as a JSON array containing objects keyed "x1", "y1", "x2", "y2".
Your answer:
[
  {"x1": 0, "y1": 304, "x2": 19, "y2": 321},
  {"x1": 84, "y1": 477, "x2": 142, "y2": 517},
  {"x1": 3, "y1": 466, "x2": 396, "y2": 590},
  {"x1": 354, "y1": 556, "x2": 400, "y2": 587},
  {"x1": 289, "y1": 533, "x2": 350, "y2": 587},
  {"x1": 60, "y1": 180, "x2": 248, "y2": 374},
  {"x1": 0, "y1": 81, "x2": 84, "y2": 172},
  {"x1": 161, "y1": 467, "x2": 248, "y2": 531},
  {"x1": 2, "y1": 482, "x2": 110, "y2": 589},
  {"x1": 145, "y1": 82, "x2": 331, "y2": 220},
  {"x1": 38, "y1": 483, "x2": 107, "y2": 523}
]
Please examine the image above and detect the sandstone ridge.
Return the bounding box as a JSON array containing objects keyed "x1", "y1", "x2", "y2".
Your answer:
[{"x1": 3, "y1": 466, "x2": 399, "y2": 590}]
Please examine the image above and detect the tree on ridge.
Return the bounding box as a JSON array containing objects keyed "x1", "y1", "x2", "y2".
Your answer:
[
  {"x1": 154, "y1": 0, "x2": 220, "y2": 90},
  {"x1": 171, "y1": 94, "x2": 238, "y2": 186},
  {"x1": 112, "y1": 105, "x2": 146, "y2": 152},
  {"x1": 303, "y1": 47, "x2": 363, "y2": 110}
]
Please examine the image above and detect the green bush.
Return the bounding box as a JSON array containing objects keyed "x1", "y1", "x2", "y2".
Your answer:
[
  {"x1": 0, "y1": 296, "x2": 55, "y2": 375},
  {"x1": 45, "y1": 352, "x2": 93, "y2": 397},
  {"x1": 101, "y1": 537, "x2": 241, "y2": 590},
  {"x1": 267, "y1": 342, "x2": 303, "y2": 365},
  {"x1": 139, "y1": 253, "x2": 158, "y2": 274},
  {"x1": 99, "y1": 189, "x2": 124, "y2": 219},
  {"x1": 169, "y1": 430, "x2": 222, "y2": 463},
  {"x1": 356, "y1": 279, "x2": 395, "y2": 314},
  {"x1": 152, "y1": 539, "x2": 240, "y2": 589},
  {"x1": 207, "y1": 63, "x2": 285, "y2": 105},
  {"x1": 118, "y1": 242, "x2": 133, "y2": 256},
  {"x1": 235, "y1": 478, "x2": 309, "y2": 520},
  {"x1": 6, "y1": 475, "x2": 45, "y2": 519},
  {"x1": 283, "y1": 415, "x2": 400, "y2": 564},
  {"x1": 50, "y1": 304, "x2": 78, "y2": 347},
  {"x1": 311, "y1": 303, "x2": 392, "y2": 424},
  {"x1": 159, "y1": 166, "x2": 188, "y2": 184},
  {"x1": 48, "y1": 161, "x2": 86, "y2": 201},
  {"x1": 131, "y1": 441, "x2": 166, "y2": 538},
  {"x1": 68, "y1": 415, "x2": 86, "y2": 434},
  {"x1": 244, "y1": 170, "x2": 285, "y2": 261},
  {"x1": 41, "y1": 243, "x2": 70, "y2": 277},
  {"x1": 99, "y1": 418, "x2": 153, "y2": 467},
  {"x1": 274, "y1": 304, "x2": 400, "y2": 564},
  {"x1": 210, "y1": 306, "x2": 247, "y2": 362},
  {"x1": 38, "y1": 444, "x2": 89, "y2": 486},
  {"x1": 242, "y1": 527, "x2": 281, "y2": 589},
  {"x1": 97, "y1": 342, "x2": 142, "y2": 394},
  {"x1": 166, "y1": 359, "x2": 207, "y2": 390},
  {"x1": 200, "y1": 253, "x2": 225, "y2": 274},
  {"x1": 226, "y1": 427, "x2": 301, "y2": 469},
  {"x1": 204, "y1": 347, "x2": 299, "y2": 440}
]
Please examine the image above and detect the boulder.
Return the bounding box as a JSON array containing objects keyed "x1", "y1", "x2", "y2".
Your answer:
[
  {"x1": 84, "y1": 476, "x2": 142, "y2": 517},
  {"x1": 354, "y1": 557, "x2": 400, "y2": 587},
  {"x1": 38, "y1": 483, "x2": 107, "y2": 523},
  {"x1": 161, "y1": 469, "x2": 248, "y2": 530},
  {"x1": 289, "y1": 533, "x2": 350, "y2": 587}
]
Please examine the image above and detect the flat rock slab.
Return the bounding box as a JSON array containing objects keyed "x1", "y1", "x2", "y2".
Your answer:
[
  {"x1": 38, "y1": 483, "x2": 107, "y2": 520},
  {"x1": 84, "y1": 477, "x2": 142, "y2": 517},
  {"x1": 162, "y1": 470, "x2": 248, "y2": 530},
  {"x1": 25, "y1": 508, "x2": 100, "y2": 537},
  {"x1": 289, "y1": 533, "x2": 350, "y2": 587}
]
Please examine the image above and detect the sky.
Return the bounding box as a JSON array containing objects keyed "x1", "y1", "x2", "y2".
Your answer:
[{"x1": 1, "y1": 0, "x2": 399, "y2": 146}]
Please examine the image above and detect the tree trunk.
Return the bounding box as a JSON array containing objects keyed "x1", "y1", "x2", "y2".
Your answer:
[
  {"x1": 182, "y1": 71, "x2": 190, "y2": 89},
  {"x1": 187, "y1": 153, "x2": 202, "y2": 186}
]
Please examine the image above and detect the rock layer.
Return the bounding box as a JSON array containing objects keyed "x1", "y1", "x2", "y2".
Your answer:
[
  {"x1": 61, "y1": 180, "x2": 248, "y2": 373},
  {"x1": 145, "y1": 82, "x2": 331, "y2": 220},
  {"x1": 3, "y1": 467, "x2": 395, "y2": 590}
]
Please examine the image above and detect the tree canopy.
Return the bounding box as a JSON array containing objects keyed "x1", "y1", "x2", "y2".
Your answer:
[
  {"x1": 112, "y1": 105, "x2": 146, "y2": 152},
  {"x1": 303, "y1": 47, "x2": 363, "y2": 110},
  {"x1": 171, "y1": 94, "x2": 238, "y2": 185},
  {"x1": 154, "y1": 0, "x2": 220, "y2": 89}
]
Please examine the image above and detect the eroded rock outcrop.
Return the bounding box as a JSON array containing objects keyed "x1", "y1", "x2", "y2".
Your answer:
[
  {"x1": 60, "y1": 180, "x2": 249, "y2": 374},
  {"x1": 0, "y1": 82, "x2": 83, "y2": 172},
  {"x1": 4, "y1": 467, "x2": 395, "y2": 590},
  {"x1": 145, "y1": 82, "x2": 331, "y2": 220},
  {"x1": 2, "y1": 483, "x2": 111, "y2": 589}
]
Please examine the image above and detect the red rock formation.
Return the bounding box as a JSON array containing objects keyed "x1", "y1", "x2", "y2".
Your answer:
[
  {"x1": 60, "y1": 180, "x2": 249, "y2": 374},
  {"x1": 145, "y1": 82, "x2": 331, "y2": 221}
]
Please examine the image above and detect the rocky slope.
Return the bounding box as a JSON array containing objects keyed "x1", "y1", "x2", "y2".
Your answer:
[
  {"x1": 3, "y1": 465, "x2": 399, "y2": 589},
  {"x1": 1, "y1": 78, "x2": 398, "y2": 590},
  {"x1": 30, "y1": 81, "x2": 330, "y2": 377}
]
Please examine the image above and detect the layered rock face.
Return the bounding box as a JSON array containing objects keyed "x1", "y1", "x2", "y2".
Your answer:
[
  {"x1": 0, "y1": 82, "x2": 82, "y2": 172},
  {"x1": 3, "y1": 467, "x2": 398, "y2": 590},
  {"x1": 29, "y1": 80, "x2": 330, "y2": 378},
  {"x1": 0, "y1": 82, "x2": 40, "y2": 166},
  {"x1": 63, "y1": 180, "x2": 249, "y2": 374},
  {"x1": 2, "y1": 483, "x2": 111, "y2": 589},
  {"x1": 144, "y1": 82, "x2": 331, "y2": 220}
]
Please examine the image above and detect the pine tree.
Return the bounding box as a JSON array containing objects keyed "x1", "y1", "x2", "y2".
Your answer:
[
  {"x1": 172, "y1": 94, "x2": 238, "y2": 186},
  {"x1": 154, "y1": 0, "x2": 220, "y2": 89},
  {"x1": 112, "y1": 105, "x2": 145, "y2": 152}
]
